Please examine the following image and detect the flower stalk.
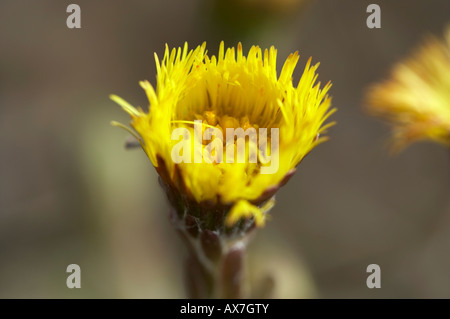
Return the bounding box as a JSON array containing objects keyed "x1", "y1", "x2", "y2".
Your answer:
[
  {"x1": 159, "y1": 171, "x2": 272, "y2": 298},
  {"x1": 177, "y1": 214, "x2": 249, "y2": 299}
]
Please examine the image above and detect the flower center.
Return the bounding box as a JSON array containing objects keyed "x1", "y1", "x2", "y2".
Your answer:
[
  {"x1": 176, "y1": 110, "x2": 276, "y2": 172},
  {"x1": 194, "y1": 111, "x2": 261, "y2": 144}
]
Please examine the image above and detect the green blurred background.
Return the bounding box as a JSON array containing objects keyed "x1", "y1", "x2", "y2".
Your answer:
[{"x1": 0, "y1": 0, "x2": 449, "y2": 298}]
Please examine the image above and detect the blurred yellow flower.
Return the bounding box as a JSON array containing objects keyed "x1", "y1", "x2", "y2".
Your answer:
[
  {"x1": 366, "y1": 27, "x2": 450, "y2": 151},
  {"x1": 112, "y1": 42, "x2": 334, "y2": 227}
]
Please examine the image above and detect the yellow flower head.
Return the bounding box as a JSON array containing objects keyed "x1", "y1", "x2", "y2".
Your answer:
[
  {"x1": 112, "y1": 42, "x2": 334, "y2": 228},
  {"x1": 365, "y1": 27, "x2": 450, "y2": 151}
]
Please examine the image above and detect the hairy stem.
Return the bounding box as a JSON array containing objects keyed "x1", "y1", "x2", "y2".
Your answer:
[{"x1": 172, "y1": 209, "x2": 249, "y2": 299}]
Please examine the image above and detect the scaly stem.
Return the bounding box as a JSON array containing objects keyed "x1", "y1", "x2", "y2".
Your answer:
[{"x1": 171, "y1": 208, "x2": 250, "y2": 299}]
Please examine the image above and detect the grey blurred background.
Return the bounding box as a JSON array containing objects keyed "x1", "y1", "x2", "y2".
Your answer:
[{"x1": 0, "y1": 0, "x2": 449, "y2": 298}]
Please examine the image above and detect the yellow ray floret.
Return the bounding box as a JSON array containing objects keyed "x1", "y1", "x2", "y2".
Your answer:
[{"x1": 226, "y1": 200, "x2": 266, "y2": 227}]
